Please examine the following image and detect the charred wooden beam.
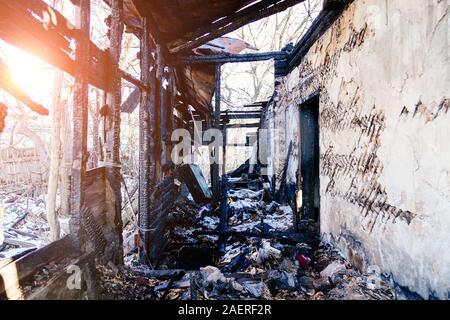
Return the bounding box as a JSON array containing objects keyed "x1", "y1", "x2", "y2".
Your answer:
[
  {"x1": 210, "y1": 64, "x2": 221, "y2": 200},
  {"x1": 128, "y1": 268, "x2": 185, "y2": 280},
  {"x1": 222, "y1": 120, "x2": 227, "y2": 176},
  {"x1": 70, "y1": 0, "x2": 90, "y2": 250},
  {"x1": 103, "y1": 0, "x2": 124, "y2": 265},
  {"x1": 138, "y1": 16, "x2": 152, "y2": 263},
  {"x1": 169, "y1": 0, "x2": 306, "y2": 54},
  {"x1": 154, "y1": 45, "x2": 163, "y2": 181},
  {"x1": 161, "y1": 68, "x2": 174, "y2": 173},
  {"x1": 0, "y1": 236, "x2": 77, "y2": 299},
  {"x1": 222, "y1": 113, "x2": 262, "y2": 120},
  {"x1": 131, "y1": 0, "x2": 170, "y2": 58},
  {"x1": 0, "y1": 0, "x2": 109, "y2": 90},
  {"x1": 159, "y1": 78, "x2": 168, "y2": 169},
  {"x1": 119, "y1": 69, "x2": 147, "y2": 90},
  {"x1": 192, "y1": 112, "x2": 261, "y2": 119},
  {"x1": 227, "y1": 123, "x2": 260, "y2": 129},
  {"x1": 217, "y1": 176, "x2": 229, "y2": 255},
  {"x1": 175, "y1": 52, "x2": 288, "y2": 64},
  {"x1": 147, "y1": 176, "x2": 177, "y2": 264},
  {"x1": 221, "y1": 110, "x2": 262, "y2": 114},
  {"x1": 323, "y1": 0, "x2": 352, "y2": 10},
  {"x1": 165, "y1": 68, "x2": 175, "y2": 169},
  {"x1": 148, "y1": 65, "x2": 157, "y2": 183},
  {"x1": 287, "y1": 1, "x2": 352, "y2": 73},
  {"x1": 121, "y1": 87, "x2": 140, "y2": 113}
]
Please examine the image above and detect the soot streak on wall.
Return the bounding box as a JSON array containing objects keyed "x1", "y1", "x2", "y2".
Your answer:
[{"x1": 263, "y1": 0, "x2": 450, "y2": 299}]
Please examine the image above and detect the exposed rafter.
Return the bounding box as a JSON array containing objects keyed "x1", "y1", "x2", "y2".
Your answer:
[{"x1": 175, "y1": 51, "x2": 288, "y2": 64}]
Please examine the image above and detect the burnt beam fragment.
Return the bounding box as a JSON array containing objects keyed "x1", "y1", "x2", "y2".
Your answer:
[
  {"x1": 175, "y1": 164, "x2": 212, "y2": 203},
  {"x1": 226, "y1": 123, "x2": 260, "y2": 129},
  {"x1": 70, "y1": 0, "x2": 90, "y2": 250},
  {"x1": 210, "y1": 64, "x2": 221, "y2": 200},
  {"x1": 217, "y1": 176, "x2": 229, "y2": 255},
  {"x1": 103, "y1": 0, "x2": 124, "y2": 265},
  {"x1": 119, "y1": 69, "x2": 147, "y2": 91},
  {"x1": 138, "y1": 16, "x2": 152, "y2": 263},
  {"x1": 286, "y1": 0, "x2": 353, "y2": 73},
  {"x1": 175, "y1": 52, "x2": 288, "y2": 64},
  {"x1": 121, "y1": 87, "x2": 140, "y2": 113},
  {"x1": 165, "y1": 68, "x2": 175, "y2": 168}
]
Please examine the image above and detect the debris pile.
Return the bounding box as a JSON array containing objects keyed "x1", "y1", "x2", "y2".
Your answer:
[
  {"x1": 115, "y1": 181, "x2": 395, "y2": 300},
  {"x1": 1, "y1": 169, "x2": 395, "y2": 300},
  {"x1": 0, "y1": 191, "x2": 52, "y2": 259}
]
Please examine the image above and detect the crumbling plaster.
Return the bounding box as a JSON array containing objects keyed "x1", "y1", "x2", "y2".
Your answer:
[{"x1": 267, "y1": 0, "x2": 449, "y2": 299}]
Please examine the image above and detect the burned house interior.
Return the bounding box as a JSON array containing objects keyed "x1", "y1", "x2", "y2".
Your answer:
[{"x1": 0, "y1": 0, "x2": 448, "y2": 301}]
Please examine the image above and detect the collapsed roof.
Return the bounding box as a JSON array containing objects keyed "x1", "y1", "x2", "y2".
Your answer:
[{"x1": 113, "y1": 0, "x2": 306, "y2": 116}]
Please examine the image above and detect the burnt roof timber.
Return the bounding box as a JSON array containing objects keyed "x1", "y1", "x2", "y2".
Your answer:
[
  {"x1": 286, "y1": 0, "x2": 353, "y2": 73},
  {"x1": 168, "y1": 0, "x2": 306, "y2": 54},
  {"x1": 0, "y1": 0, "x2": 148, "y2": 92},
  {"x1": 0, "y1": 1, "x2": 106, "y2": 89},
  {"x1": 195, "y1": 114, "x2": 261, "y2": 120},
  {"x1": 221, "y1": 110, "x2": 261, "y2": 114},
  {"x1": 227, "y1": 123, "x2": 260, "y2": 128},
  {"x1": 223, "y1": 113, "x2": 262, "y2": 119},
  {"x1": 130, "y1": 0, "x2": 170, "y2": 57},
  {"x1": 119, "y1": 69, "x2": 147, "y2": 91},
  {"x1": 175, "y1": 52, "x2": 288, "y2": 64}
]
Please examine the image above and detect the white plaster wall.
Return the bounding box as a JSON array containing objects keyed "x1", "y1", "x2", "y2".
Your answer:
[{"x1": 271, "y1": 0, "x2": 450, "y2": 299}]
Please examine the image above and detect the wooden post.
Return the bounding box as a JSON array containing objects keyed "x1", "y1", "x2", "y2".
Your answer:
[
  {"x1": 217, "y1": 175, "x2": 228, "y2": 255},
  {"x1": 166, "y1": 68, "x2": 175, "y2": 168},
  {"x1": 104, "y1": 0, "x2": 124, "y2": 264},
  {"x1": 222, "y1": 111, "x2": 228, "y2": 176},
  {"x1": 149, "y1": 56, "x2": 157, "y2": 184},
  {"x1": 139, "y1": 17, "x2": 151, "y2": 262},
  {"x1": 211, "y1": 64, "x2": 221, "y2": 200},
  {"x1": 159, "y1": 61, "x2": 167, "y2": 172},
  {"x1": 70, "y1": 0, "x2": 90, "y2": 250},
  {"x1": 105, "y1": 0, "x2": 123, "y2": 164}
]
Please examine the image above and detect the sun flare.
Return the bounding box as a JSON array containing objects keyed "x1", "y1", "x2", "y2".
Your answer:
[{"x1": 1, "y1": 45, "x2": 55, "y2": 102}]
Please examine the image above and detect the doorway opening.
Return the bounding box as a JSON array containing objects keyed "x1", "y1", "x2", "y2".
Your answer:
[{"x1": 299, "y1": 95, "x2": 320, "y2": 223}]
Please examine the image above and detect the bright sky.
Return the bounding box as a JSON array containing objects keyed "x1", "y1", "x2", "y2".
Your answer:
[{"x1": 1, "y1": 42, "x2": 55, "y2": 106}]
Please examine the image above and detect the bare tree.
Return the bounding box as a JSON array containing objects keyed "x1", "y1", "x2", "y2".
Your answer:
[
  {"x1": 222, "y1": 0, "x2": 322, "y2": 108},
  {"x1": 45, "y1": 0, "x2": 64, "y2": 241},
  {"x1": 46, "y1": 70, "x2": 63, "y2": 241}
]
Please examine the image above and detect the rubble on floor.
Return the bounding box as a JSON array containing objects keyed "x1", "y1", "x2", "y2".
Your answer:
[
  {"x1": 1, "y1": 175, "x2": 395, "y2": 300},
  {"x1": 115, "y1": 183, "x2": 395, "y2": 300},
  {"x1": 0, "y1": 190, "x2": 53, "y2": 259},
  {"x1": 102, "y1": 240, "x2": 394, "y2": 300}
]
